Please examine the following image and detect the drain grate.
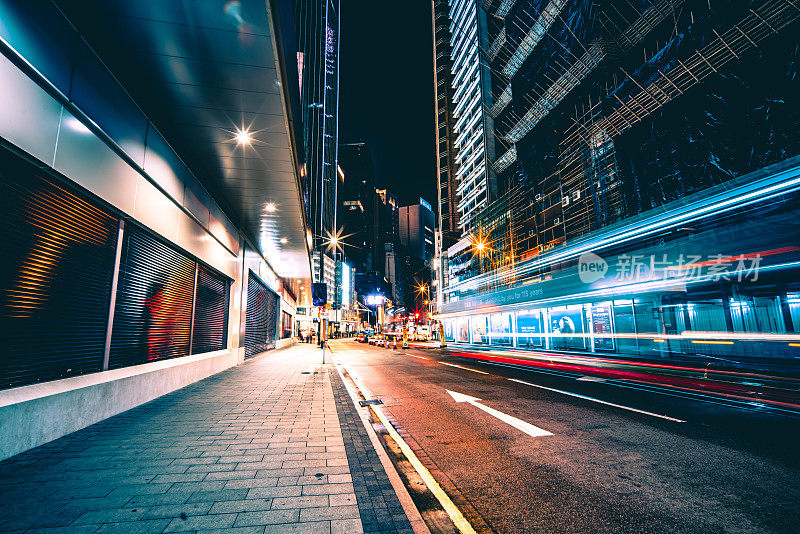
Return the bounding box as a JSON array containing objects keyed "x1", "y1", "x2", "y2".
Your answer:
[{"x1": 359, "y1": 399, "x2": 384, "y2": 407}]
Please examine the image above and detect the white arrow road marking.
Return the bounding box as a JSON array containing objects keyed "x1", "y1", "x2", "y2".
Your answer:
[
  {"x1": 508, "y1": 379, "x2": 686, "y2": 423},
  {"x1": 446, "y1": 390, "x2": 553, "y2": 438}
]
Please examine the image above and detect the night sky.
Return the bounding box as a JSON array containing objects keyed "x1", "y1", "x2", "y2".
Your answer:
[{"x1": 339, "y1": 0, "x2": 437, "y2": 212}]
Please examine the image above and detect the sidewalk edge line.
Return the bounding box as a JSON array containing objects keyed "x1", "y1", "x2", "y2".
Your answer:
[
  {"x1": 334, "y1": 364, "x2": 432, "y2": 534},
  {"x1": 337, "y1": 362, "x2": 477, "y2": 534}
]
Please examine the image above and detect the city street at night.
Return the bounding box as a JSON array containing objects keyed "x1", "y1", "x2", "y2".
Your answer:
[
  {"x1": 2, "y1": 0, "x2": 800, "y2": 532},
  {"x1": 331, "y1": 339, "x2": 800, "y2": 534}
]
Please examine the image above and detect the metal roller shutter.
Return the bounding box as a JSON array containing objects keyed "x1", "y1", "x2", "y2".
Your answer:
[
  {"x1": 0, "y1": 151, "x2": 118, "y2": 390},
  {"x1": 244, "y1": 273, "x2": 279, "y2": 357},
  {"x1": 108, "y1": 226, "x2": 195, "y2": 368},
  {"x1": 191, "y1": 264, "x2": 230, "y2": 354}
]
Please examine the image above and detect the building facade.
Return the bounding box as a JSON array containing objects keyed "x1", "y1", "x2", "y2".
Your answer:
[
  {"x1": 297, "y1": 0, "x2": 340, "y2": 289},
  {"x1": 438, "y1": 0, "x2": 800, "y2": 372},
  {"x1": 432, "y1": 0, "x2": 459, "y2": 246},
  {"x1": 449, "y1": 0, "x2": 497, "y2": 236},
  {"x1": 399, "y1": 198, "x2": 436, "y2": 262},
  {"x1": 0, "y1": 0, "x2": 313, "y2": 460}
]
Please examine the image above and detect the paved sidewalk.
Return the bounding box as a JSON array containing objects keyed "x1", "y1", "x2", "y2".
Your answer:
[{"x1": 0, "y1": 344, "x2": 414, "y2": 533}]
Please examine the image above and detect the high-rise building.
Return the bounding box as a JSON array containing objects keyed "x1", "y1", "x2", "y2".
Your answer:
[
  {"x1": 399, "y1": 198, "x2": 436, "y2": 262},
  {"x1": 437, "y1": 0, "x2": 800, "y2": 367},
  {"x1": 297, "y1": 0, "x2": 340, "y2": 286},
  {"x1": 448, "y1": 0, "x2": 497, "y2": 236},
  {"x1": 338, "y1": 141, "x2": 377, "y2": 271},
  {"x1": 431, "y1": 0, "x2": 458, "y2": 247}
]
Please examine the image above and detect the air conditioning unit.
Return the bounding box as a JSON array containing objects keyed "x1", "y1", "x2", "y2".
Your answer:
[
  {"x1": 574, "y1": 189, "x2": 581, "y2": 200},
  {"x1": 562, "y1": 195, "x2": 570, "y2": 206},
  {"x1": 553, "y1": 218, "x2": 561, "y2": 224},
  {"x1": 535, "y1": 194, "x2": 542, "y2": 201}
]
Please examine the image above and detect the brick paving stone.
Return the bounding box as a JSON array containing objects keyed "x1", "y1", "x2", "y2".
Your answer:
[
  {"x1": 271, "y1": 495, "x2": 330, "y2": 509},
  {"x1": 163, "y1": 513, "x2": 237, "y2": 532},
  {"x1": 233, "y1": 508, "x2": 300, "y2": 526},
  {"x1": 195, "y1": 527, "x2": 264, "y2": 534},
  {"x1": 95, "y1": 519, "x2": 172, "y2": 534},
  {"x1": 264, "y1": 521, "x2": 332, "y2": 533},
  {"x1": 207, "y1": 498, "x2": 273, "y2": 514},
  {"x1": 0, "y1": 345, "x2": 415, "y2": 534}
]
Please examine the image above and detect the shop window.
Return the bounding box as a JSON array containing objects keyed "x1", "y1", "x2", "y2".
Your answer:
[
  {"x1": 590, "y1": 302, "x2": 614, "y2": 351},
  {"x1": 472, "y1": 315, "x2": 489, "y2": 344},
  {"x1": 612, "y1": 300, "x2": 638, "y2": 355},
  {"x1": 490, "y1": 313, "x2": 513, "y2": 346},
  {"x1": 456, "y1": 317, "x2": 470, "y2": 343},
  {"x1": 444, "y1": 320, "x2": 455, "y2": 342},
  {"x1": 517, "y1": 310, "x2": 544, "y2": 348},
  {"x1": 281, "y1": 311, "x2": 293, "y2": 339},
  {"x1": 549, "y1": 305, "x2": 585, "y2": 350}
]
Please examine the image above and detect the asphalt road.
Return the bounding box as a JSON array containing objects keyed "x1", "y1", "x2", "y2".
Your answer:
[{"x1": 330, "y1": 339, "x2": 800, "y2": 534}]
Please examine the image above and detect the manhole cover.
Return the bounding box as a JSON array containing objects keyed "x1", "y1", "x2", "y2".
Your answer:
[{"x1": 359, "y1": 399, "x2": 384, "y2": 406}]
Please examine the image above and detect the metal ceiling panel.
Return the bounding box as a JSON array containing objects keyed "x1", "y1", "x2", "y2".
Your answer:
[{"x1": 54, "y1": 0, "x2": 311, "y2": 281}]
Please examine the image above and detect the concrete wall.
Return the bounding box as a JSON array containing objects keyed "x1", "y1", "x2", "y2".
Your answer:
[{"x1": 0, "y1": 349, "x2": 241, "y2": 461}]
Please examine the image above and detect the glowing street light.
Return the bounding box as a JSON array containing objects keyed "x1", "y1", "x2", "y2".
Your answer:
[
  {"x1": 235, "y1": 128, "x2": 252, "y2": 145},
  {"x1": 323, "y1": 227, "x2": 352, "y2": 254}
]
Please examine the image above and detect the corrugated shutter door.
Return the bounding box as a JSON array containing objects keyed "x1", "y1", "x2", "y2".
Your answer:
[
  {"x1": 245, "y1": 274, "x2": 268, "y2": 358},
  {"x1": 108, "y1": 226, "x2": 195, "y2": 368},
  {"x1": 0, "y1": 152, "x2": 118, "y2": 390},
  {"x1": 191, "y1": 264, "x2": 230, "y2": 354},
  {"x1": 244, "y1": 273, "x2": 278, "y2": 357}
]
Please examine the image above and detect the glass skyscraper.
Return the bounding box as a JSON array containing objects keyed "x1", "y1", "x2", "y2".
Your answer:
[{"x1": 448, "y1": 0, "x2": 496, "y2": 236}]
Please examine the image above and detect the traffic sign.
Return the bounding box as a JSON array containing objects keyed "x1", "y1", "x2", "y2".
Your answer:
[{"x1": 312, "y1": 282, "x2": 327, "y2": 306}]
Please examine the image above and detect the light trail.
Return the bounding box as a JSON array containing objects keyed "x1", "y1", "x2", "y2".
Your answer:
[
  {"x1": 451, "y1": 350, "x2": 800, "y2": 413},
  {"x1": 508, "y1": 378, "x2": 686, "y2": 422},
  {"x1": 439, "y1": 260, "x2": 800, "y2": 319},
  {"x1": 445, "y1": 164, "x2": 800, "y2": 294}
]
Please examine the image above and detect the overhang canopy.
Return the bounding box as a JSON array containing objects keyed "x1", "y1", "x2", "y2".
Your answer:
[{"x1": 55, "y1": 0, "x2": 310, "y2": 280}]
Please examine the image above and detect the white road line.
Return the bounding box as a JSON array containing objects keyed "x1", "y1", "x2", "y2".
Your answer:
[
  {"x1": 508, "y1": 379, "x2": 686, "y2": 423},
  {"x1": 410, "y1": 355, "x2": 429, "y2": 360},
  {"x1": 440, "y1": 362, "x2": 488, "y2": 375}
]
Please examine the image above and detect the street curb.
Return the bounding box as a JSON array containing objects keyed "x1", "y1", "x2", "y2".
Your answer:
[{"x1": 334, "y1": 362, "x2": 431, "y2": 534}]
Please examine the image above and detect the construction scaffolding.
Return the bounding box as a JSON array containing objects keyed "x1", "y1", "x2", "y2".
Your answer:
[{"x1": 464, "y1": 0, "x2": 800, "y2": 290}]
